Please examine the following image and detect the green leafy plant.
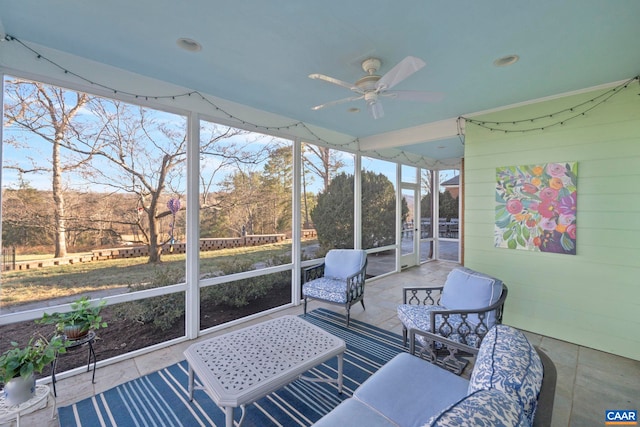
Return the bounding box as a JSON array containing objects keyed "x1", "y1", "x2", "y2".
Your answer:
[
  {"x1": 0, "y1": 335, "x2": 66, "y2": 384},
  {"x1": 36, "y1": 296, "x2": 108, "y2": 335},
  {"x1": 116, "y1": 267, "x2": 185, "y2": 331}
]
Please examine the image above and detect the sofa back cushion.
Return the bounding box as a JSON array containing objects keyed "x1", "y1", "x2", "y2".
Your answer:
[
  {"x1": 324, "y1": 249, "x2": 366, "y2": 280},
  {"x1": 469, "y1": 325, "x2": 544, "y2": 425},
  {"x1": 440, "y1": 267, "x2": 503, "y2": 324},
  {"x1": 425, "y1": 389, "x2": 529, "y2": 427}
]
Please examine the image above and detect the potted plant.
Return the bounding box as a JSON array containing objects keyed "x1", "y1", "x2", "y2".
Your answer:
[
  {"x1": 0, "y1": 335, "x2": 65, "y2": 405},
  {"x1": 37, "y1": 296, "x2": 108, "y2": 340}
]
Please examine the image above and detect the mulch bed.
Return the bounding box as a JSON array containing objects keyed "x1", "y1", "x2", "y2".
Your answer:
[{"x1": 0, "y1": 285, "x2": 291, "y2": 382}]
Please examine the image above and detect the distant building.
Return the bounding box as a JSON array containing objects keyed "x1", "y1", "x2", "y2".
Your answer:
[{"x1": 441, "y1": 175, "x2": 459, "y2": 199}]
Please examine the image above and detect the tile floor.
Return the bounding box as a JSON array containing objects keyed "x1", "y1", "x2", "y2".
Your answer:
[{"x1": 12, "y1": 261, "x2": 640, "y2": 427}]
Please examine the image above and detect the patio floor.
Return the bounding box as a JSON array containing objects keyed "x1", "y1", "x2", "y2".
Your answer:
[{"x1": 19, "y1": 260, "x2": 640, "y2": 427}]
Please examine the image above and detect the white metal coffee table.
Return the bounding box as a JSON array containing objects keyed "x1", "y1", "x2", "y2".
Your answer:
[{"x1": 184, "y1": 315, "x2": 345, "y2": 427}]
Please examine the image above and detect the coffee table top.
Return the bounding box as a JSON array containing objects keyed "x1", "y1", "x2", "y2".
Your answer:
[{"x1": 184, "y1": 315, "x2": 345, "y2": 407}]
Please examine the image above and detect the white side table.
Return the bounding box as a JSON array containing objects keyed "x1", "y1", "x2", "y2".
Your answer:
[{"x1": 0, "y1": 385, "x2": 51, "y2": 427}]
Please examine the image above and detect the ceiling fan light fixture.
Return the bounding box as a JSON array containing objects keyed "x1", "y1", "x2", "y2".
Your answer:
[
  {"x1": 177, "y1": 37, "x2": 202, "y2": 52},
  {"x1": 367, "y1": 100, "x2": 384, "y2": 120},
  {"x1": 493, "y1": 54, "x2": 519, "y2": 67}
]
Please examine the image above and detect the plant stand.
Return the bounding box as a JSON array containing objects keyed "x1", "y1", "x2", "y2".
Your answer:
[
  {"x1": 51, "y1": 331, "x2": 97, "y2": 397},
  {"x1": 0, "y1": 385, "x2": 52, "y2": 427}
]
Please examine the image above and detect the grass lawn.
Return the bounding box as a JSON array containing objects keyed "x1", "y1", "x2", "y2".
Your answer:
[{"x1": 1, "y1": 241, "x2": 317, "y2": 308}]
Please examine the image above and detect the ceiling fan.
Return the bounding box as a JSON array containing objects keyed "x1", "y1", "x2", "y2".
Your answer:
[{"x1": 309, "y1": 56, "x2": 443, "y2": 119}]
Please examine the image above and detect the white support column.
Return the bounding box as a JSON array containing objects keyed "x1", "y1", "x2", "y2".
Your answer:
[
  {"x1": 0, "y1": 75, "x2": 4, "y2": 253},
  {"x1": 185, "y1": 112, "x2": 200, "y2": 339},
  {"x1": 459, "y1": 164, "x2": 464, "y2": 264},
  {"x1": 292, "y1": 139, "x2": 302, "y2": 306},
  {"x1": 415, "y1": 167, "x2": 422, "y2": 263},
  {"x1": 433, "y1": 170, "x2": 440, "y2": 260},
  {"x1": 395, "y1": 163, "x2": 402, "y2": 272},
  {"x1": 354, "y1": 154, "x2": 362, "y2": 249}
]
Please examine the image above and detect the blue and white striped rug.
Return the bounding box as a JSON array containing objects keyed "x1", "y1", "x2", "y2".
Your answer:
[{"x1": 58, "y1": 308, "x2": 406, "y2": 426}]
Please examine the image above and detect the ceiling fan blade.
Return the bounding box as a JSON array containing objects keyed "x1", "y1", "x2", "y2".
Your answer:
[
  {"x1": 367, "y1": 101, "x2": 384, "y2": 120},
  {"x1": 376, "y1": 56, "x2": 426, "y2": 91},
  {"x1": 382, "y1": 90, "x2": 444, "y2": 102},
  {"x1": 308, "y1": 73, "x2": 358, "y2": 91},
  {"x1": 311, "y1": 95, "x2": 364, "y2": 111}
]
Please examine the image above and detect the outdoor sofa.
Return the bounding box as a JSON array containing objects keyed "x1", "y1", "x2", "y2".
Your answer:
[{"x1": 313, "y1": 324, "x2": 556, "y2": 426}]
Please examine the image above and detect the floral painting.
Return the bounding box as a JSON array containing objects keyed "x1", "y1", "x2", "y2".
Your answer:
[{"x1": 495, "y1": 162, "x2": 577, "y2": 254}]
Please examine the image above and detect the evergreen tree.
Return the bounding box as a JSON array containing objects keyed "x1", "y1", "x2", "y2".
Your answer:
[{"x1": 311, "y1": 171, "x2": 399, "y2": 251}]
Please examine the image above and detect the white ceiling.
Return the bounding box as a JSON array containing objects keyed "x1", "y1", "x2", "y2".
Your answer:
[{"x1": 1, "y1": 0, "x2": 638, "y2": 165}]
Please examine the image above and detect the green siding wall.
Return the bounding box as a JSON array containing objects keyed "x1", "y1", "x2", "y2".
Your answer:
[{"x1": 464, "y1": 84, "x2": 640, "y2": 360}]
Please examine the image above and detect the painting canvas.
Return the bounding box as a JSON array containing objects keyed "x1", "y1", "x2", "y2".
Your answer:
[{"x1": 495, "y1": 162, "x2": 577, "y2": 255}]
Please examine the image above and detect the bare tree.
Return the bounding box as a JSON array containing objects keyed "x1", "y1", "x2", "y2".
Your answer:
[
  {"x1": 70, "y1": 99, "x2": 271, "y2": 262},
  {"x1": 4, "y1": 79, "x2": 275, "y2": 262},
  {"x1": 300, "y1": 144, "x2": 345, "y2": 228},
  {"x1": 1, "y1": 179, "x2": 53, "y2": 249},
  {"x1": 63, "y1": 99, "x2": 189, "y2": 262},
  {"x1": 3, "y1": 79, "x2": 91, "y2": 257},
  {"x1": 302, "y1": 144, "x2": 345, "y2": 192},
  {"x1": 199, "y1": 123, "x2": 270, "y2": 217}
]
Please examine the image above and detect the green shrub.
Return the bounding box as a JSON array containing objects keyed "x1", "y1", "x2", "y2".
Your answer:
[
  {"x1": 202, "y1": 259, "x2": 274, "y2": 308},
  {"x1": 116, "y1": 256, "x2": 291, "y2": 331},
  {"x1": 115, "y1": 267, "x2": 184, "y2": 331}
]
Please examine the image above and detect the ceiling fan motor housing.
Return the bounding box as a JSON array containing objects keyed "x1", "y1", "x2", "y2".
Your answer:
[
  {"x1": 361, "y1": 57, "x2": 381, "y2": 74},
  {"x1": 355, "y1": 74, "x2": 381, "y2": 91}
]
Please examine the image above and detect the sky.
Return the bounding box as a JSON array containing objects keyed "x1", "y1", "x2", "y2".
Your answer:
[{"x1": 2, "y1": 75, "x2": 457, "y2": 196}]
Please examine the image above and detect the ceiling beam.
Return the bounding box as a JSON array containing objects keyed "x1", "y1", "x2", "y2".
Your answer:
[{"x1": 358, "y1": 117, "x2": 462, "y2": 151}]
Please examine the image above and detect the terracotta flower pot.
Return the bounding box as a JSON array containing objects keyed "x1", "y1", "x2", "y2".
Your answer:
[
  {"x1": 3, "y1": 373, "x2": 36, "y2": 406},
  {"x1": 64, "y1": 324, "x2": 89, "y2": 340}
]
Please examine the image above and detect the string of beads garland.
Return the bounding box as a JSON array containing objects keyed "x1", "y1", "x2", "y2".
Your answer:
[
  {"x1": 2, "y1": 34, "x2": 436, "y2": 167},
  {"x1": 2, "y1": 35, "x2": 353, "y2": 149},
  {"x1": 4, "y1": 35, "x2": 635, "y2": 162},
  {"x1": 461, "y1": 75, "x2": 639, "y2": 133},
  {"x1": 4, "y1": 34, "x2": 448, "y2": 167}
]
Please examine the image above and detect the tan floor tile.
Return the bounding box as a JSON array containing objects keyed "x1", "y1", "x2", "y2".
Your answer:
[
  {"x1": 134, "y1": 345, "x2": 185, "y2": 376},
  {"x1": 92, "y1": 358, "x2": 140, "y2": 395},
  {"x1": 521, "y1": 330, "x2": 543, "y2": 347},
  {"x1": 540, "y1": 336, "x2": 579, "y2": 369},
  {"x1": 575, "y1": 362, "x2": 639, "y2": 407},
  {"x1": 51, "y1": 371, "x2": 96, "y2": 407},
  {"x1": 550, "y1": 392, "x2": 572, "y2": 427},
  {"x1": 570, "y1": 383, "x2": 620, "y2": 426},
  {"x1": 553, "y1": 360, "x2": 577, "y2": 402},
  {"x1": 578, "y1": 346, "x2": 640, "y2": 374}
]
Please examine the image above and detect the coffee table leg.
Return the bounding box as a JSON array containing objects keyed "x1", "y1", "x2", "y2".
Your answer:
[
  {"x1": 188, "y1": 365, "x2": 194, "y2": 400},
  {"x1": 337, "y1": 353, "x2": 344, "y2": 394},
  {"x1": 225, "y1": 406, "x2": 234, "y2": 427}
]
